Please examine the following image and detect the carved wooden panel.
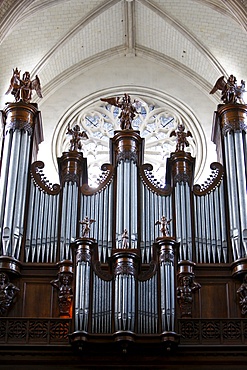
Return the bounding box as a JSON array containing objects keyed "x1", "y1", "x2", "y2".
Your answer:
[
  {"x1": 200, "y1": 282, "x2": 229, "y2": 318},
  {"x1": 22, "y1": 280, "x2": 56, "y2": 317}
]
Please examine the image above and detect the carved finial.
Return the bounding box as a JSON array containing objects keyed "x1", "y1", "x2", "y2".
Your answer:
[
  {"x1": 155, "y1": 215, "x2": 172, "y2": 237},
  {"x1": 122, "y1": 229, "x2": 130, "y2": 249},
  {"x1": 66, "y1": 124, "x2": 88, "y2": 152},
  {"x1": 101, "y1": 93, "x2": 139, "y2": 130},
  {"x1": 170, "y1": 124, "x2": 192, "y2": 152},
  {"x1": 79, "y1": 216, "x2": 96, "y2": 238},
  {"x1": 210, "y1": 75, "x2": 246, "y2": 104},
  {"x1": 5, "y1": 68, "x2": 42, "y2": 103}
]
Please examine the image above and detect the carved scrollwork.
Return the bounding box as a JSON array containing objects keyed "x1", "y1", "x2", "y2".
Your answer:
[
  {"x1": 193, "y1": 162, "x2": 224, "y2": 196},
  {"x1": 160, "y1": 249, "x2": 174, "y2": 264},
  {"x1": 139, "y1": 163, "x2": 172, "y2": 195},
  {"x1": 222, "y1": 119, "x2": 247, "y2": 135},
  {"x1": 138, "y1": 260, "x2": 157, "y2": 281},
  {"x1": 93, "y1": 261, "x2": 112, "y2": 281},
  {"x1": 81, "y1": 163, "x2": 114, "y2": 195},
  {"x1": 5, "y1": 119, "x2": 33, "y2": 135},
  {"x1": 31, "y1": 161, "x2": 61, "y2": 195},
  {"x1": 76, "y1": 248, "x2": 92, "y2": 265},
  {"x1": 117, "y1": 151, "x2": 138, "y2": 164},
  {"x1": 114, "y1": 260, "x2": 137, "y2": 276}
]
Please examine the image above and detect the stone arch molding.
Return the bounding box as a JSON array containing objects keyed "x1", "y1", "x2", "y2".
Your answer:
[{"x1": 52, "y1": 86, "x2": 206, "y2": 186}]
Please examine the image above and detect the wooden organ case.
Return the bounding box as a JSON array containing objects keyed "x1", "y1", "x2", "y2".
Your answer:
[{"x1": 0, "y1": 98, "x2": 247, "y2": 369}]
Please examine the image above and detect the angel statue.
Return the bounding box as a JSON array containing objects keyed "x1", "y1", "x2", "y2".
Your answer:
[
  {"x1": 101, "y1": 93, "x2": 138, "y2": 130},
  {"x1": 155, "y1": 216, "x2": 172, "y2": 237},
  {"x1": 66, "y1": 124, "x2": 88, "y2": 151},
  {"x1": 170, "y1": 124, "x2": 192, "y2": 152},
  {"x1": 210, "y1": 74, "x2": 245, "y2": 104},
  {"x1": 79, "y1": 216, "x2": 96, "y2": 238},
  {"x1": 5, "y1": 68, "x2": 42, "y2": 103}
]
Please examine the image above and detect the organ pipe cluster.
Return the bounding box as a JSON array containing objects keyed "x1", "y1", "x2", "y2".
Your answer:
[{"x1": 0, "y1": 98, "x2": 247, "y2": 349}]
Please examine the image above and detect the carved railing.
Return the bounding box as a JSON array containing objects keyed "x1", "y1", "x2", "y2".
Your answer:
[
  {"x1": 0, "y1": 318, "x2": 71, "y2": 345},
  {"x1": 178, "y1": 319, "x2": 247, "y2": 345}
]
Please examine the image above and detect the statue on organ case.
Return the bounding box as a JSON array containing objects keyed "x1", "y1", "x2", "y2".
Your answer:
[
  {"x1": 177, "y1": 275, "x2": 201, "y2": 317},
  {"x1": 5, "y1": 68, "x2": 42, "y2": 103},
  {"x1": 210, "y1": 74, "x2": 245, "y2": 104},
  {"x1": 155, "y1": 215, "x2": 172, "y2": 237},
  {"x1": 66, "y1": 124, "x2": 88, "y2": 152},
  {"x1": 80, "y1": 216, "x2": 96, "y2": 238},
  {"x1": 170, "y1": 124, "x2": 192, "y2": 152},
  {"x1": 51, "y1": 273, "x2": 73, "y2": 317},
  {"x1": 0, "y1": 272, "x2": 19, "y2": 316},
  {"x1": 101, "y1": 93, "x2": 139, "y2": 130}
]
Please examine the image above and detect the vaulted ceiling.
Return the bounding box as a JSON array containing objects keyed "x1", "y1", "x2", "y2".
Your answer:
[{"x1": 0, "y1": 0, "x2": 247, "y2": 182}]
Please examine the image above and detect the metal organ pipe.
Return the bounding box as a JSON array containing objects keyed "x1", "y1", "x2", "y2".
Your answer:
[
  {"x1": 193, "y1": 176, "x2": 228, "y2": 264},
  {"x1": 2, "y1": 130, "x2": 21, "y2": 256},
  {"x1": 225, "y1": 134, "x2": 241, "y2": 258},
  {"x1": 234, "y1": 132, "x2": 247, "y2": 254},
  {"x1": 24, "y1": 178, "x2": 60, "y2": 263},
  {"x1": 0, "y1": 132, "x2": 12, "y2": 235},
  {"x1": 80, "y1": 180, "x2": 114, "y2": 263},
  {"x1": 115, "y1": 159, "x2": 138, "y2": 249}
]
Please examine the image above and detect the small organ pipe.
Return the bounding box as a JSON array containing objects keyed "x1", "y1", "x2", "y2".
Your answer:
[
  {"x1": 107, "y1": 183, "x2": 113, "y2": 258},
  {"x1": 31, "y1": 187, "x2": 40, "y2": 262}
]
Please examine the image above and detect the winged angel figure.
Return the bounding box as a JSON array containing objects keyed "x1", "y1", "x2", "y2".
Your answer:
[
  {"x1": 5, "y1": 68, "x2": 42, "y2": 103},
  {"x1": 79, "y1": 216, "x2": 96, "y2": 238},
  {"x1": 210, "y1": 74, "x2": 245, "y2": 104},
  {"x1": 101, "y1": 93, "x2": 138, "y2": 130}
]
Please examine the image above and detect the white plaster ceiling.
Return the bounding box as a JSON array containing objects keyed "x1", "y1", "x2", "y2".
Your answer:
[{"x1": 0, "y1": 0, "x2": 247, "y2": 183}]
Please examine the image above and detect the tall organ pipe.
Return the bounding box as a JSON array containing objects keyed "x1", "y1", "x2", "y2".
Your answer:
[{"x1": 0, "y1": 102, "x2": 42, "y2": 274}]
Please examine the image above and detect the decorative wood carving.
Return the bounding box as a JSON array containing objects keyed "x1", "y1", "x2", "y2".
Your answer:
[
  {"x1": 111, "y1": 130, "x2": 144, "y2": 166},
  {"x1": 5, "y1": 68, "x2": 42, "y2": 103},
  {"x1": 155, "y1": 216, "x2": 172, "y2": 237},
  {"x1": 79, "y1": 216, "x2": 96, "y2": 238},
  {"x1": 177, "y1": 275, "x2": 201, "y2": 318},
  {"x1": 0, "y1": 272, "x2": 19, "y2": 316},
  {"x1": 166, "y1": 151, "x2": 195, "y2": 187},
  {"x1": 210, "y1": 75, "x2": 245, "y2": 105},
  {"x1": 57, "y1": 151, "x2": 88, "y2": 186},
  {"x1": 217, "y1": 103, "x2": 247, "y2": 135},
  {"x1": 31, "y1": 161, "x2": 61, "y2": 194},
  {"x1": 139, "y1": 163, "x2": 172, "y2": 195},
  {"x1": 93, "y1": 261, "x2": 113, "y2": 281},
  {"x1": 101, "y1": 94, "x2": 138, "y2": 130},
  {"x1": 3, "y1": 101, "x2": 39, "y2": 135},
  {"x1": 66, "y1": 124, "x2": 88, "y2": 152},
  {"x1": 138, "y1": 260, "x2": 157, "y2": 281},
  {"x1": 170, "y1": 124, "x2": 192, "y2": 152},
  {"x1": 237, "y1": 274, "x2": 247, "y2": 315},
  {"x1": 193, "y1": 162, "x2": 224, "y2": 196},
  {"x1": 111, "y1": 251, "x2": 140, "y2": 277},
  {"x1": 81, "y1": 163, "x2": 114, "y2": 195},
  {"x1": 50, "y1": 272, "x2": 73, "y2": 317}
]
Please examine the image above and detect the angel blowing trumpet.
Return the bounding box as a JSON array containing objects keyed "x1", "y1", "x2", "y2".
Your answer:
[{"x1": 5, "y1": 68, "x2": 42, "y2": 103}]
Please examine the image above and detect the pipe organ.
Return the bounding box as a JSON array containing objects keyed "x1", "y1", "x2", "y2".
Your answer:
[{"x1": 1, "y1": 97, "x2": 247, "y2": 367}]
